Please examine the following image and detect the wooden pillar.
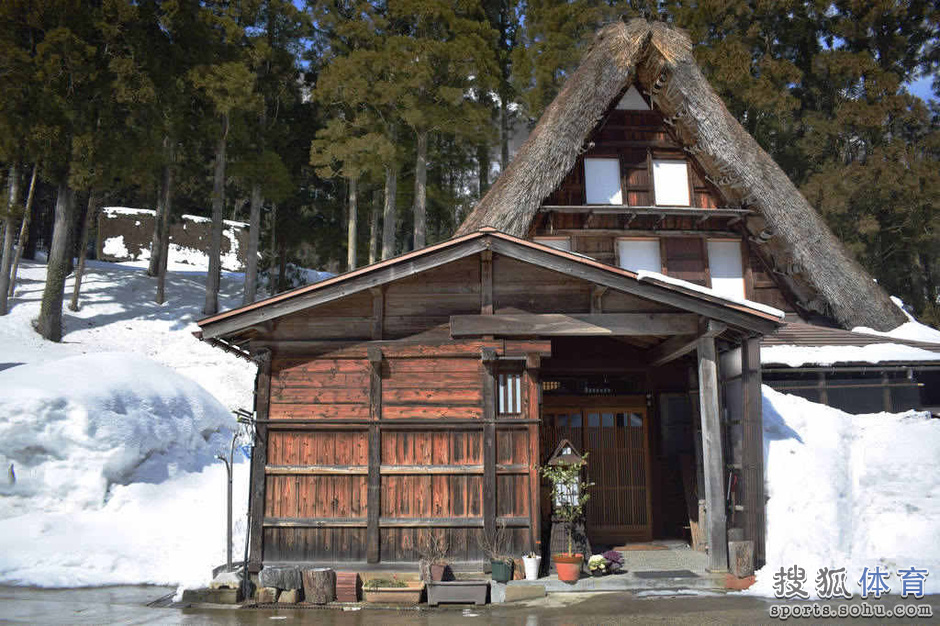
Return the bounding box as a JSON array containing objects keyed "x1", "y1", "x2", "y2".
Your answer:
[
  {"x1": 741, "y1": 337, "x2": 766, "y2": 567},
  {"x1": 525, "y1": 353, "x2": 542, "y2": 553},
  {"x1": 367, "y1": 346, "x2": 383, "y2": 563},
  {"x1": 481, "y1": 347, "x2": 497, "y2": 542},
  {"x1": 248, "y1": 350, "x2": 272, "y2": 573},
  {"x1": 697, "y1": 335, "x2": 728, "y2": 572}
]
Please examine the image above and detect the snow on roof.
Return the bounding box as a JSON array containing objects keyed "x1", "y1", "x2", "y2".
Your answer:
[
  {"x1": 636, "y1": 270, "x2": 786, "y2": 319},
  {"x1": 852, "y1": 296, "x2": 940, "y2": 345},
  {"x1": 761, "y1": 343, "x2": 940, "y2": 367}
]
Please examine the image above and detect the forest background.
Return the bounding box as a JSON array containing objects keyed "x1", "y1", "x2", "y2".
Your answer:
[{"x1": 0, "y1": 0, "x2": 938, "y2": 340}]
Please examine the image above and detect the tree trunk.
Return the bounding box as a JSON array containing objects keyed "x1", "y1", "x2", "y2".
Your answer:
[
  {"x1": 346, "y1": 177, "x2": 358, "y2": 271},
  {"x1": 369, "y1": 189, "x2": 379, "y2": 265},
  {"x1": 277, "y1": 239, "x2": 287, "y2": 294},
  {"x1": 36, "y1": 179, "x2": 75, "y2": 342},
  {"x1": 301, "y1": 568, "x2": 336, "y2": 604},
  {"x1": 500, "y1": 96, "x2": 510, "y2": 172},
  {"x1": 243, "y1": 181, "x2": 262, "y2": 305},
  {"x1": 204, "y1": 113, "x2": 228, "y2": 316},
  {"x1": 68, "y1": 189, "x2": 99, "y2": 311},
  {"x1": 8, "y1": 163, "x2": 38, "y2": 299},
  {"x1": 148, "y1": 138, "x2": 174, "y2": 277},
  {"x1": 0, "y1": 162, "x2": 20, "y2": 315},
  {"x1": 381, "y1": 165, "x2": 397, "y2": 260},
  {"x1": 477, "y1": 142, "x2": 490, "y2": 197},
  {"x1": 155, "y1": 149, "x2": 174, "y2": 305},
  {"x1": 412, "y1": 130, "x2": 428, "y2": 250}
]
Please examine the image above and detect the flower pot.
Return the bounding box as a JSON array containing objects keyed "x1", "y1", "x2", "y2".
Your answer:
[
  {"x1": 553, "y1": 554, "x2": 583, "y2": 584},
  {"x1": 430, "y1": 564, "x2": 446, "y2": 582},
  {"x1": 362, "y1": 581, "x2": 425, "y2": 605},
  {"x1": 427, "y1": 580, "x2": 488, "y2": 607},
  {"x1": 523, "y1": 556, "x2": 542, "y2": 581},
  {"x1": 490, "y1": 559, "x2": 513, "y2": 583}
]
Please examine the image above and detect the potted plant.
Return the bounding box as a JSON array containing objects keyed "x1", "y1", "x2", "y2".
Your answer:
[
  {"x1": 602, "y1": 550, "x2": 625, "y2": 574},
  {"x1": 417, "y1": 531, "x2": 450, "y2": 582},
  {"x1": 477, "y1": 519, "x2": 513, "y2": 583},
  {"x1": 523, "y1": 551, "x2": 542, "y2": 581},
  {"x1": 540, "y1": 452, "x2": 592, "y2": 584},
  {"x1": 588, "y1": 554, "x2": 609, "y2": 577},
  {"x1": 361, "y1": 575, "x2": 424, "y2": 605}
]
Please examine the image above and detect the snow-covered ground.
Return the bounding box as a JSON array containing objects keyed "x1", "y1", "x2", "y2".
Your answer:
[
  {"x1": 0, "y1": 259, "x2": 255, "y2": 591},
  {"x1": 752, "y1": 387, "x2": 940, "y2": 598}
]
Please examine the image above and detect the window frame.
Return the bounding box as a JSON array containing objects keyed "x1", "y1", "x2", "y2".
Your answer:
[
  {"x1": 583, "y1": 157, "x2": 624, "y2": 205},
  {"x1": 651, "y1": 158, "x2": 692, "y2": 207},
  {"x1": 615, "y1": 237, "x2": 663, "y2": 274}
]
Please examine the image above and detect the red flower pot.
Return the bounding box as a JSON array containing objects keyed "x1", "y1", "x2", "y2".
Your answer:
[{"x1": 553, "y1": 553, "x2": 583, "y2": 584}]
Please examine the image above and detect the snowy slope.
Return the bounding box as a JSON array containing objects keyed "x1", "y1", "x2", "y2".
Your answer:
[
  {"x1": 0, "y1": 259, "x2": 255, "y2": 411},
  {"x1": 0, "y1": 260, "x2": 255, "y2": 589},
  {"x1": 751, "y1": 387, "x2": 940, "y2": 597}
]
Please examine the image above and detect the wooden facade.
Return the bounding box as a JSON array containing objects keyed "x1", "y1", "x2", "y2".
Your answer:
[{"x1": 199, "y1": 231, "x2": 780, "y2": 573}]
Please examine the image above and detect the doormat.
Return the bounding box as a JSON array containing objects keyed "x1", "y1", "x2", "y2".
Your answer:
[
  {"x1": 633, "y1": 570, "x2": 699, "y2": 579},
  {"x1": 613, "y1": 544, "x2": 668, "y2": 551}
]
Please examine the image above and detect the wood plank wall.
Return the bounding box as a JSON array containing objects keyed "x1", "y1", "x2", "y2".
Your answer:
[{"x1": 261, "y1": 339, "x2": 541, "y2": 563}]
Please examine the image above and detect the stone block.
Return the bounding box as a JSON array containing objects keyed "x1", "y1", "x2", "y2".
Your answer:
[
  {"x1": 728, "y1": 540, "x2": 754, "y2": 578},
  {"x1": 278, "y1": 588, "x2": 302, "y2": 604},
  {"x1": 204, "y1": 588, "x2": 240, "y2": 604},
  {"x1": 259, "y1": 566, "x2": 303, "y2": 590},
  {"x1": 489, "y1": 581, "x2": 506, "y2": 603},
  {"x1": 256, "y1": 587, "x2": 279, "y2": 604}
]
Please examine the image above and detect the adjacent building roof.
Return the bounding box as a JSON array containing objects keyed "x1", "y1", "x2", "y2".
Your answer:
[
  {"x1": 761, "y1": 322, "x2": 940, "y2": 367},
  {"x1": 455, "y1": 19, "x2": 906, "y2": 332}
]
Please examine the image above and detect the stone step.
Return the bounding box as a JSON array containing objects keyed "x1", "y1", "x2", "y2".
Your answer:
[{"x1": 494, "y1": 570, "x2": 726, "y2": 600}]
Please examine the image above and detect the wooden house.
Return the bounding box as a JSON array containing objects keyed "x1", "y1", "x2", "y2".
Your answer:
[{"x1": 196, "y1": 20, "x2": 933, "y2": 576}]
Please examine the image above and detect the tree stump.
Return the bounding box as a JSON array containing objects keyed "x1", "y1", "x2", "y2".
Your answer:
[{"x1": 302, "y1": 568, "x2": 336, "y2": 604}]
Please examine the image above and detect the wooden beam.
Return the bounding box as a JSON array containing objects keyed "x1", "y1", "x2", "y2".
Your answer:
[
  {"x1": 481, "y1": 250, "x2": 493, "y2": 315},
  {"x1": 647, "y1": 320, "x2": 727, "y2": 366},
  {"x1": 591, "y1": 285, "x2": 608, "y2": 314},
  {"x1": 451, "y1": 313, "x2": 698, "y2": 338},
  {"x1": 266, "y1": 464, "x2": 368, "y2": 475},
  {"x1": 366, "y1": 346, "x2": 382, "y2": 564},
  {"x1": 370, "y1": 287, "x2": 384, "y2": 340},
  {"x1": 697, "y1": 335, "x2": 728, "y2": 572},
  {"x1": 481, "y1": 347, "x2": 497, "y2": 542},
  {"x1": 526, "y1": 353, "x2": 542, "y2": 554},
  {"x1": 247, "y1": 351, "x2": 271, "y2": 573},
  {"x1": 741, "y1": 337, "x2": 766, "y2": 568}
]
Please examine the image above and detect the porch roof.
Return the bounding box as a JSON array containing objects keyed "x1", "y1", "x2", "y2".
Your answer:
[{"x1": 197, "y1": 228, "x2": 784, "y2": 343}]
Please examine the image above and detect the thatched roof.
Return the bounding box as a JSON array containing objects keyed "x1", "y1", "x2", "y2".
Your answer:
[{"x1": 456, "y1": 19, "x2": 906, "y2": 332}]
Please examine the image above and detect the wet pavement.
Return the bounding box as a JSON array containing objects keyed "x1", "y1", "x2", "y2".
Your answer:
[{"x1": 1, "y1": 585, "x2": 938, "y2": 625}]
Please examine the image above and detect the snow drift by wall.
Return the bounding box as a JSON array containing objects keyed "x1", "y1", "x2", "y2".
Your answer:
[
  {"x1": 752, "y1": 387, "x2": 940, "y2": 597},
  {"x1": 0, "y1": 353, "x2": 248, "y2": 588}
]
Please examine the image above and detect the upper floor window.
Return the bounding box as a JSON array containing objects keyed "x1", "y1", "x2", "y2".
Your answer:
[
  {"x1": 652, "y1": 159, "x2": 690, "y2": 206},
  {"x1": 533, "y1": 236, "x2": 571, "y2": 251},
  {"x1": 706, "y1": 239, "x2": 746, "y2": 299},
  {"x1": 617, "y1": 238, "x2": 661, "y2": 273},
  {"x1": 584, "y1": 158, "x2": 623, "y2": 205}
]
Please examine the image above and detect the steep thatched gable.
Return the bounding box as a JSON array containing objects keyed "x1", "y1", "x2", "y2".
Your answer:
[{"x1": 456, "y1": 19, "x2": 906, "y2": 332}]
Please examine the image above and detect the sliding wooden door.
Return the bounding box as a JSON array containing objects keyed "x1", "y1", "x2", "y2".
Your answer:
[{"x1": 542, "y1": 398, "x2": 652, "y2": 543}]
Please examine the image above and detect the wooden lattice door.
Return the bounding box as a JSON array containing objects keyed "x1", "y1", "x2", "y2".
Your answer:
[{"x1": 542, "y1": 399, "x2": 652, "y2": 544}]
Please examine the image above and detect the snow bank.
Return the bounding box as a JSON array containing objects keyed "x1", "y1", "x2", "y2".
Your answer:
[
  {"x1": 751, "y1": 387, "x2": 940, "y2": 597},
  {"x1": 0, "y1": 353, "x2": 248, "y2": 589}
]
